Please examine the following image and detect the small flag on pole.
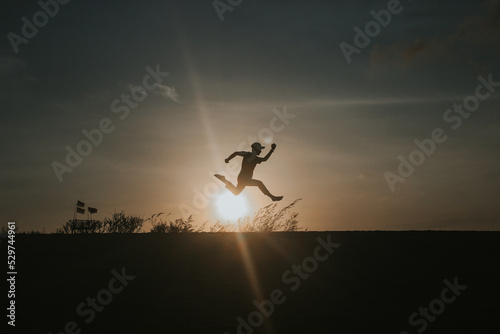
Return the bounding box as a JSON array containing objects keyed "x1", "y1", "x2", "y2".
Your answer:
[
  {"x1": 77, "y1": 200, "x2": 85, "y2": 207},
  {"x1": 76, "y1": 207, "x2": 85, "y2": 214},
  {"x1": 88, "y1": 207, "x2": 98, "y2": 214}
]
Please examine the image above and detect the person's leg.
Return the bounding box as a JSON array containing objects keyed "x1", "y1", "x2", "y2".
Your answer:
[
  {"x1": 215, "y1": 174, "x2": 246, "y2": 195},
  {"x1": 247, "y1": 179, "x2": 283, "y2": 201},
  {"x1": 232, "y1": 182, "x2": 246, "y2": 195}
]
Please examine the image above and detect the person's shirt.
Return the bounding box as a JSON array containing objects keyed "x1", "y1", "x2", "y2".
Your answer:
[{"x1": 238, "y1": 151, "x2": 262, "y2": 179}]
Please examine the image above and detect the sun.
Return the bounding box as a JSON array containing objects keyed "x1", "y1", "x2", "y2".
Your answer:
[{"x1": 215, "y1": 191, "x2": 248, "y2": 220}]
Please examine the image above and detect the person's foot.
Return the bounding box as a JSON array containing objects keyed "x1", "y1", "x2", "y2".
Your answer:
[
  {"x1": 271, "y1": 196, "x2": 283, "y2": 202},
  {"x1": 214, "y1": 174, "x2": 227, "y2": 185}
]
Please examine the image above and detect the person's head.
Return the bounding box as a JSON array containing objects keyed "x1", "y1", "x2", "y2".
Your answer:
[{"x1": 251, "y1": 142, "x2": 265, "y2": 155}]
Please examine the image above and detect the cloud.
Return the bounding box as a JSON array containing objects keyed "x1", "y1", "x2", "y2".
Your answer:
[
  {"x1": 0, "y1": 52, "x2": 37, "y2": 102},
  {"x1": 156, "y1": 84, "x2": 181, "y2": 104},
  {"x1": 0, "y1": 54, "x2": 25, "y2": 77},
  {"x1": 369, "y1": 0, "x2": 500, "y2": 71},
  {"x1": 125, "y1": 83, "x2": 181, "y2": 104},
  {"x1": 0, "y1": 52, "x2": 34, "y2": 86}
]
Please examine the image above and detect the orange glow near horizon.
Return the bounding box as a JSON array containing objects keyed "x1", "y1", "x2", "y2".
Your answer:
[{"x1": 215, "y1": 191, "x2": 249, "y2": 221}]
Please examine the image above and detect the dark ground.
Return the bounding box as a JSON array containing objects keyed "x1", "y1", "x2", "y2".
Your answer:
[{"x1": 5, "y1": 231, "x2": 500, "y2": 333}]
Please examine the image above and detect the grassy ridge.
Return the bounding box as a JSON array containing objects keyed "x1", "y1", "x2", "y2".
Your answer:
[{"x1": 13, "y1": 231, "x2": 500, "y2": 333}]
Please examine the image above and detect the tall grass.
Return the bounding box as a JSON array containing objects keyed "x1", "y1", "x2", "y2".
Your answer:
[
  {"x1": 55, "y1": 199, "x2": 304, "y2": 233},
  {"x1": 148, "y1": 213, "x2": 206, "y2": 233},
  {"x1": 1, "y1": 225, "x2": 45, "y2": 234},
  {"x1": 56, "y1": 211, "x2": 143, "y2": 234},
  {"x1": 56, "y1": 220, "x2": 105, "y2": 234},
  {"x1": 209, "y1": 199, "x2": 304, "y2": 232}
]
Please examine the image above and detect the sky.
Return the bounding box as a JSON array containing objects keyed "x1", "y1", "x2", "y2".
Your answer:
[{"x1": 1, "y1": 0, "x2": 499, "y2": 231}]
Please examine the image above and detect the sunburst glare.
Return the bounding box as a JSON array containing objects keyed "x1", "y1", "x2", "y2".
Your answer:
[{"x1": 215, "y1": 191, "x2": 248, "y2": 220}]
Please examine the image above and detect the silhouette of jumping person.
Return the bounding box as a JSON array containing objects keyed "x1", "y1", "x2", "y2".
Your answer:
[{"x1": 215, "y1": 142, "x2": 283, "y2": 201}]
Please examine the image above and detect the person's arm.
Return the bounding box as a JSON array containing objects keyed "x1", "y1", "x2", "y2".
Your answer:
[
  {"x1": 260, "y1": 143, "x2": 276, "y2": 162},
  {"x1": 225, "y1": 151, "x2": 246, "y2": 163}
]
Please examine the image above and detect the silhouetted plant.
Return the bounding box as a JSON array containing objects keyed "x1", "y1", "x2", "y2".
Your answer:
[
  {"x1": 207, "y1": 199, "x2": 304, "y2": 232},
  {"x1": 237, "y1": 198, "x2": 304, "y2": 232},
  {"x1": 209, "y1": 221, "x2": 233, "y2": 233},
  {"x1": 103, "y1": 212, "x2": 144, "y2": 233},
  {"x1": 0, "y1": 225, "x2": 9, "y2": 235},
  {"x1": 280, "y1": 212, "x2": 301, "y2": 232},
  {"x1": 148, "y1": 213, "x2": 205, "y2": 233},
  {"x1": 56, "y1": 219, "x2": 105, "y2": 234},
  {"x1": 18, "y1": 229, "x2": 46, "y2": 234},
  {"x1": 54, "y1": 201, "x2": 303, "y2": 234}
]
